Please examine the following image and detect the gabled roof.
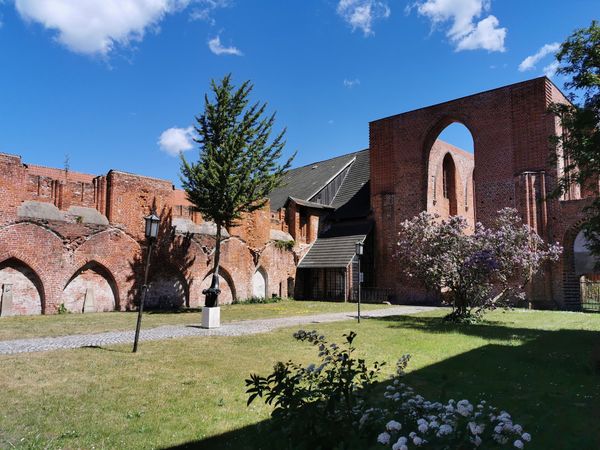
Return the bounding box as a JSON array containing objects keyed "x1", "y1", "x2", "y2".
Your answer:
[
  {"x1": 269, "y1": 152, "x2": 358, "y2": 211},
  {"x1": 298, "y1": 221, "x2": 373, "y2": 269},
  {"x1": 287, "y1": 197, "x2": 335, "y2": 210},
  {"x1": 330, "y1": 149, "x2": 370, "y2": 220}
]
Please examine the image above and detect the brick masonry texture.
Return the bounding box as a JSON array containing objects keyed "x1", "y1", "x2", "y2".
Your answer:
[
  {"x1": 0, "y1": 77, "x2": 591, "y2": 315},
  {"x1": 0, "y1": 153, "x2": 297, "y2": 315},
  {"x1": 370, "y1": 77, "x2": 588, "y2": 309}
]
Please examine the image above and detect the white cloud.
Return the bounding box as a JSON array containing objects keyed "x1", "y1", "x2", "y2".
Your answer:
[
  {"x1": 414, "y1": 0, "x2": 506, "y2": 52},
  {"x1": 336, "y1": 0, "x2": 391, "y2": 36},
  {"x1": 343, "y1": 78, "x2": 360, "y2": 88},
  {"x1": 518, "y1": 42, "x2": 560, "y2": 72},
  {"x1": 14, "y1": 0, "x2": 189, "y2": 55},
  {"x1": 543, "y1": 60, "x2": 560, "y2": 78},
  {"x1": 208, "y1": 35, "x2": 242, "y2": 55},
  {"x1": 158, "y1": 126, "x2": 195, "y2": 156},
  {"x1": 189, "y1": 0, "x2": 229, "y2": 25},
  {"x1": 454, "y1": 15, "x2": 505, "y2": 52}
]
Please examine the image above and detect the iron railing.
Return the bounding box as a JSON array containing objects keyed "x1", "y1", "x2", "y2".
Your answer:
[
  {"x1": 580, "y1": 280, "x2": 600, "y2": 312},
  {"x1": 349, "y1": 287, "x2": 395, "y2": 304}
]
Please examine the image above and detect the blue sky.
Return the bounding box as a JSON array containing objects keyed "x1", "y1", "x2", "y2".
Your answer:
[{"x1": 0, "y1": 1, "x2": 596, "y2": 185}]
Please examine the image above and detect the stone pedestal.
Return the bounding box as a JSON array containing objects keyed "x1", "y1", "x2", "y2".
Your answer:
[{"x1": 201, "y1": 306, "x2": 221, "y2": 329}]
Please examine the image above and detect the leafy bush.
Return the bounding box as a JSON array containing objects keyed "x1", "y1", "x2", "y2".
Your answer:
[
  {"x1": 245, "y1": 330, "x2": 385, "y2": 449},
  {"x1": 273, "y1": 239, "x2": 295, "y2": 251},
  {"x1": 246, "y1": 331, "x2": 533, "y2": 450},
  {"x1": 396, "y1": 208, "x2": 561, "y2": 322},
  {"x1": 57, "y1": 303, "x2": 69, "y2": 315},
  {"x1": 232, "y1": 296, "x2": 290, "y2": 305}
]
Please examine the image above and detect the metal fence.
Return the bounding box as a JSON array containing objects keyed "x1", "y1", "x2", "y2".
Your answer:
[
  {"x1": 306, "y1": 288, "x2": 346, "y2": 302},
  {"x1": 580, "y1": 280, "x2": 600, "y2": 312},
  {"x1": 349, "y1": 287, "x2": 395, "y2": 304}
]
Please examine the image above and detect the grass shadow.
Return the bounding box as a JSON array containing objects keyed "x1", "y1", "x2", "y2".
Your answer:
[
  {"x1": 146, "y1": 307, "x2": 203, "y2": 315},
  {"x1": 80, "y1": 345, "x2": 131, "y2": 354},
  {"x1": 163, "y1": 315, "x2": 600, "y2": 450}
]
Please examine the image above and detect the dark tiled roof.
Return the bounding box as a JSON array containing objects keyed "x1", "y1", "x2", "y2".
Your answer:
[
  {"x1": 330, "y1": 149, "x2": 370, "y2": 219},
  {"x1": 298, "y1": 221, "x2": 372, "y2": 268},
  {"x1": 288, "y1": 197, "x2": 334, "y2": 209},
  {"x1": 269, "y1": 152, "x2": 357, "y2": 211}
]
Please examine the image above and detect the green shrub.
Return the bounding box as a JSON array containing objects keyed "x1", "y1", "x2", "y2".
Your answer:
[
  {"x1": 245, "y1": 330, "x2": 385, "y2": 449},
  {"x1": 273, "y1": 239, "x2": 295, "y2": 251},
  {"x1": 232, "y1": 296, "x2": 291, "y2": 305}
]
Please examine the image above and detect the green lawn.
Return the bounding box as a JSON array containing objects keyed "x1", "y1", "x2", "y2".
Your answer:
[
  {"x1": 0, "y1": 309, "x2": 599, "y2": 449},
  {"x1": 0, "y1": 300, "x2": 389, "y2": 341}
]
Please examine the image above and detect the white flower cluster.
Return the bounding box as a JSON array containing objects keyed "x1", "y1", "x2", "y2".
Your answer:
[{"x1": 371, "y1": 358, "x2": 532, "y2": 449}]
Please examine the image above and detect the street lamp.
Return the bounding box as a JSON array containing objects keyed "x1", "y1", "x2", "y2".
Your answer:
[
  {"x1": 133, "y1": 210, "x2": 160, "y2": 353},
  {"x1": 355, "y1": 241, "x2": 364, "y2": 324}
]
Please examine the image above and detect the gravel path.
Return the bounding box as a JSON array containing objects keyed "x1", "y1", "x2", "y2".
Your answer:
[{"x1": 0, "y1": 305, "x2": 436, "y2": 355}]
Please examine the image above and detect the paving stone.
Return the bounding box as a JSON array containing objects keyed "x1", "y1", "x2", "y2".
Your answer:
[{"x1": 0, "y1": 306, "x2": 436, "y2": 354}]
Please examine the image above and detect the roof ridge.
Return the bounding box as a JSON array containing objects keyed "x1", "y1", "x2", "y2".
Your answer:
[{"x1": 288, "y1": 148, "x2": 368, "y2": 172}]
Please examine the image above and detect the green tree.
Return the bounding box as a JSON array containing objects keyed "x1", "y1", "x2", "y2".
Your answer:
[
  {"x1": 180, "y1": 75, "x2": 294, "y2": 306},
  {"x1": 550, "y1": 21, "x2": 600, "y2": 254}
]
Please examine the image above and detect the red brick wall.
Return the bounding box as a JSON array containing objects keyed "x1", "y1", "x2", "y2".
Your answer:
[
  {"x1": 370, "y1": 77, "x2": 584, "y2": 308},
  {"x1": 0, "y1": 154, "x2": 297, "y2": 314},
  {"x1": 427, "y1": 140, "x2": 475, "y2": 227}
]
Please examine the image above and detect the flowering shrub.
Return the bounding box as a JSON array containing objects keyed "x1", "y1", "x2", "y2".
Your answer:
[
  {"x1": 369, "y1": 359, "x2": 533, "y2": 449},
  {"x1": 396, "y1": 208, "x2": 562, "y2": 321},
  {"x1": 246, "y1": 331, "x2": 532, "y2": 449},
  {"x1": 245, "y1": 330, "x2": 385, "y2": 449}
]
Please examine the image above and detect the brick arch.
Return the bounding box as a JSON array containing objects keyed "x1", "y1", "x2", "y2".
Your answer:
[
  {"x1": 0, "y1": 257, "x2": 45, "y2": 315},
  {"x1": 200, "y1": 266, "x2": 237, "y2": 304},
  {"x1": 425, "y1": 123, "x2": 474, "y2": 224},
  {"x1": 422, "y1": 116, "x2": 476, "y2": 158},
  {"x1": 0, "y1": 222, "x2": 67, "y2": 313},
  {"x1": 370, "y1": 77, "x2": 560, "y2": 296},
  {"x1": 252, "y1": 265, "x2": 268, "y2": 298},
  {"x1": 63, "y1": 261, "x2": 120, "y2": 312},
  {"x1": 442, "y1": 153, "x2": 459, "y2": 216},
  {"x1": 561, "y1": 221, "x2": 589, "y2": 310},
  {"x1": 73, "y1": 228, "x2": 141, "y2": 310},
  {"x1": 147, "y1": 264, "x2": 190, "y2": 310},
  {"x1": 258, "y1": 242, "x2": 296, "y2": 298}
]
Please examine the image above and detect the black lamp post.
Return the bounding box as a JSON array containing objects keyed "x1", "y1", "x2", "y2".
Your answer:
[
  {"x1": 132, "y1": 210, "x2": 160, "y2": 353},
  {"x1": 355, "y1": 241, "x2": 364, "y2": 324}
]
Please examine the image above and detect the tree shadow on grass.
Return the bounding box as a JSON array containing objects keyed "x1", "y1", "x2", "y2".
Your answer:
[
  {"x1": 163, "y1": 316, "x2": 600, "y2": 450},
  {"x1": 145, "y1": 307, "x2": 203, "y2": 315}
]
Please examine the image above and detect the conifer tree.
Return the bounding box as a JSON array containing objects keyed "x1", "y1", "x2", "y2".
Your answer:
[{"x1": 180, "y1": 75, "x2": 294, "y2": 306}]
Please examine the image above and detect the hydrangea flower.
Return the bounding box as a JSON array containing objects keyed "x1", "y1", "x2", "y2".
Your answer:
[
  {"x1": 386, "y1": 420, "x2": 402, "y2": 432},
  {"x1": 377, "y1": 432, "x2": 391, "y2": 445}
]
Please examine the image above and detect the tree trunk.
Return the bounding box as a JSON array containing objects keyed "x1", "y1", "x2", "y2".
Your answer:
[{"x1": 204, "y1": 223, "x2": 222, "y2": 307}]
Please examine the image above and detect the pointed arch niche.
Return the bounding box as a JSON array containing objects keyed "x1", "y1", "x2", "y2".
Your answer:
[
  {"x1": 427, "y1": 122, "x2": 475, "y2": 226},
  {"x1": 252, "y1": 267, "x2": 268, "y2": 298},
  {"x1": 63, "y1": 262, "x2": 118, "y2": 313},
  {"x1": 0, "y1": 258, "x2": 44, "y2": 316},
  {"x1": 199, "y1": 268, "x2": 236, "y2": 305}
]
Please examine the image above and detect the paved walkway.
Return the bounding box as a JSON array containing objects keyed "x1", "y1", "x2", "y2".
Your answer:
[{"x1": 0, "y1": 306, "x2": 436, "y2": 355}]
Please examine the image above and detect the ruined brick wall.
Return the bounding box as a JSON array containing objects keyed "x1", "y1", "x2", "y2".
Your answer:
[
  {"x1": 370, "y1": 77, "x2": 585, "y2": 308},
  {"x1": 0, "y1": 153, "x2": 297, "y2": 315},
  {"x1": 427, "y1": 141, "x2": 475, "y2": 227}
]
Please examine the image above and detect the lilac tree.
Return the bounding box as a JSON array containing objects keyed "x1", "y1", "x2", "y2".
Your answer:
[{"x1": 396, "y1": 208, "x2": 562, "y2": 321}]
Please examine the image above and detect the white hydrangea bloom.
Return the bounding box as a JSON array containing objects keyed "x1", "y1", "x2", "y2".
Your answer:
[
  {"x1": 386, "y1": 420, "x2": 402, "y2": 432},
  {"x1": 377, "y1": 432, "x2": 391, "y2": 445}
]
